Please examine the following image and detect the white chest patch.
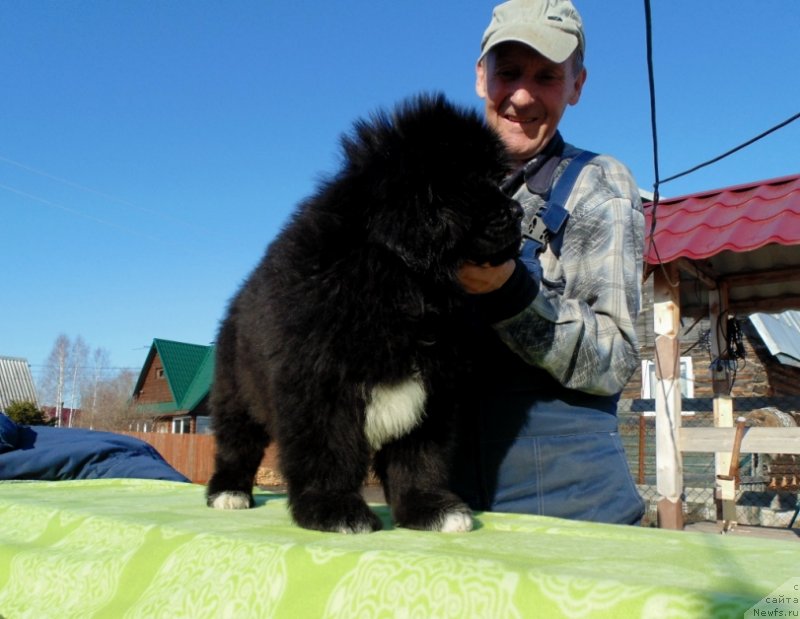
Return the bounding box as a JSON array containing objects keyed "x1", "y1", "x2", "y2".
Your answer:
[{"x1": 364, "y1": 374, "x2": 427, "y2": 450}]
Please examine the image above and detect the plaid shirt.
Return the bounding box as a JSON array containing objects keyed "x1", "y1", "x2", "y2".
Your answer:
[{"x1": 492, "y1": 141, "x2": 645, "y2": 396}]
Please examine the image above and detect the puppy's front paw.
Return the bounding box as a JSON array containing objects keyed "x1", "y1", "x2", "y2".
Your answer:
[
  {"x1": 393, "y1": 491, "x2": 473, "y2": 533},
  {"x1": 208, "y1": 491, "x2": 254, "y2": 510},
  {"x1": 291, "y1": 491, "x2": 383, "y2": 534},
  {"x1": 438, "y1": 508, "x2": 473, "y2": 533}
]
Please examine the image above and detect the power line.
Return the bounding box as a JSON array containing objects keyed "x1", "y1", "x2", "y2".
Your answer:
[
  {"x1": 642, "y1": 0, "x2": 674, "y2": 280},
  {"x1": 1, "y1": 180, "x2": 220, "y2": 257},
  {"x1": 0, "y1": 154, "x2": 227, "y2": 251},
  {"x1": 641, "y1": 0, "x2": 797, "y2": 280},
  {"x1": 0, "y1": 181, "x2": 161, "y2": 242},
  {"x1": 642, "y1": 1, "x2": 798, "y2": 197},
  {"x1": 643, "y1": 0, "x2": 660, "y2": 202},
  {"x1": 0, "y1": 155, "x2": 143, "y2": 208},
  {"x1": 0, "y1": 153, "x2": 209, "y2": 234},
  {"x1": 29, "y1": 364, "x2": 139, "y2": 371},
  {"x1": 660, "y1": 111, "x2": 800, "y2": 186}
]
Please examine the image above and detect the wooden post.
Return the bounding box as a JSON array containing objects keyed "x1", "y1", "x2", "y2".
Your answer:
[
  {"x1": 638, "y1": 415, "x2": 647, "y2": 485},
  {"x1": 653, "y1": 264, "x2": 684, "y2": 529},
  {"x1": 708, "y1": 286, "x2": 737, "y2": 526}
]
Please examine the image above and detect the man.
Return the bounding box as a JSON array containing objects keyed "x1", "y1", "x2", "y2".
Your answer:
[{"x1": 452, "y1": 0, "x2": 646, "y2": 525}]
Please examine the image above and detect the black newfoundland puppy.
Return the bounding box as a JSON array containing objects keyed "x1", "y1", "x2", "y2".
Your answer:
[{"x1": 207, "y1": 93, "x2": 522, "y2": 533}]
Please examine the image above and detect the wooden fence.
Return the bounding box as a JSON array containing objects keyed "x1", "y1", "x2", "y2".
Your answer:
[{"x1": 121, "y1": 432, "x2": 280, "y2": 485}]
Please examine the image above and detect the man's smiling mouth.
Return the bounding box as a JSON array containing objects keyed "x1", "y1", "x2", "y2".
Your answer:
[{"x1": 505, "y1": 115, "x2": 537, "y2": 125}]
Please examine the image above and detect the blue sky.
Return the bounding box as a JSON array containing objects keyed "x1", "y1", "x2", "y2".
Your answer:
[{"x1": 2, "y1": 1, "x2": 799, "y2": 388}]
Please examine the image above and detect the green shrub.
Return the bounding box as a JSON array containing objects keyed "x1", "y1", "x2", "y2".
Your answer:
[{"x1": 4, "y1": 400, "x2": 51, "y2": 426}]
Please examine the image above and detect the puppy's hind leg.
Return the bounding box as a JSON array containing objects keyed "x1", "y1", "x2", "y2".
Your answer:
[
  {"x1": 206, "y1": 359, "x2": 269, "y2": 509},
  {"x1": 207, "y1": 414, "x2": 268, "y2": 510},
  {"x1": 207, "y1": 401, "x2": 269, "y2": 510},
  {"x1": 207, "y1": 420, "x2": 268, "y2": 510}
]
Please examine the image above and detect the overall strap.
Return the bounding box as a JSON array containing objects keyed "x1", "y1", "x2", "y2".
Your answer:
[{"x1": 521, "y1": 149, "x2": 597, "y2": 260}]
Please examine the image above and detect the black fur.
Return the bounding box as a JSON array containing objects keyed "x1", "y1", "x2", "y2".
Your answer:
[{"x1": 207, "y1": 93, "x2": 522, "y2": 533}]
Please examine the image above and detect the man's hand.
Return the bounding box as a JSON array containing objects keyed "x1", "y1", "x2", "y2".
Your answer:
[{"x1": 457, "y1": 259, "x2": 516, "y2": 294}]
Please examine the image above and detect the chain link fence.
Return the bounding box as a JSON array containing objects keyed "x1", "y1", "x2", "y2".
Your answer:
[{"x1": 619, "y1": 397, "x2": 800, "y2": 528}]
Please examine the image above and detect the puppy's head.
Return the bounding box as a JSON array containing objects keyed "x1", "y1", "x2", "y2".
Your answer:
[{"x1": 341, "y1": 93, "x2": 522, "y2": 275}]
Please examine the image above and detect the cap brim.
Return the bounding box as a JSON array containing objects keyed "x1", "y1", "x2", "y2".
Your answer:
[{"x1": 479, "y1": 24, "x2": 578, "y2": 63}]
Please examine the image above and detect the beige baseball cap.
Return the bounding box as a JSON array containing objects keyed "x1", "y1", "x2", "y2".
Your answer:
[{"x1": 479, "y1": 0, "x2": 585, "y2": 63}]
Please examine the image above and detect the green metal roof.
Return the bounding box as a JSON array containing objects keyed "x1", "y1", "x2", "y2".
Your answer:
[
  {"x1": 180, "y1": 347, "x2": 215, "y2": 411},
  {"x1": 132, "y1": 338, "x2": 214, "y2": 414},
  {"x1": 154, "y1": 339, "x2": 211, "y2": 407}
]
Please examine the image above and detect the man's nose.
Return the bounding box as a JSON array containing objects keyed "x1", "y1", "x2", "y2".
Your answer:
[{"x1": 508, "y1": 85, "x2": 536, "y2": 107}]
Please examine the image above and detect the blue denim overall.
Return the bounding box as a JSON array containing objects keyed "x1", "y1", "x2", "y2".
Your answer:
[
  {"x1": 451, "y1": 329, "x2": 645, "y2": 525},
  {"x1": 450, "y1": 151, "x2": 645, "y2": 525}
]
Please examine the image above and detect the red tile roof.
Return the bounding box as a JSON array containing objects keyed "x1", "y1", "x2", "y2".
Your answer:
[{"x1": 643, "y1": 174, "x2": 800, "y2": 265}]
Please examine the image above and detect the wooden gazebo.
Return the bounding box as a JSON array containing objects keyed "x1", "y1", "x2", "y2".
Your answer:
[{"x1": 643, "y1": 173, "x2": 800, "y2": 529}]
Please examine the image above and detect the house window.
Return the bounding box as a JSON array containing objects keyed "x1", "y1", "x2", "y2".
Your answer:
[
  {"x1": 641, "y1": 357, "x2": 694, "y2": 400},
  {"x1": 172, "y1": 416, "x2": 192, "y2": 434},
  {"x1": 156, "y1": 368, "x2": 165, "y2": 379},
  {"x1": 195, "y1": 416, "x2": 212, "y2": 434},
  {"x1": 130, "y1": 420, "x2": 151, "y2": 432}
]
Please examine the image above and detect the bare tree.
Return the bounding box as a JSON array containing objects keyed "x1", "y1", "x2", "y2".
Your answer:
[
  {"x1": 82, "y1": 347, "x2": 111, "y2": 429},
  {"x1": 66, "y1": 336, "x2": 89, "y2": 428},
  {"x1": 89, "y1": 369, "x2": 137, "y2": 431},
  {"x1": 39, "y1": 335, "x2": 138, "y2": 431},
  {"x1": 39, "y1": 334, "x2": 70, "y2": 426}
]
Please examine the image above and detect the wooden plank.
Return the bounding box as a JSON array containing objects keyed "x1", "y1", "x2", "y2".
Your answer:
[
  {"x1": 657, "y1": 497, "x2": 684, "y2": 530},
  {"x1": 655, "y1": 377, "x2": 683, "y2": 499},
  {"x1": 724, "y1": 265, "x2": 800, "y2": 288},
  {"x1": 707, "y1": 287, "x2": 738, "y2": 523},
  {"x1": 713, "y1": 396, "x2": 736, "y2": 505},
  {"x1": 680, "y1": 427, "x2": 800, "y2": 454},
  {"x1": 653, "y1": 264, "x2": 684, "y2": 528},
  {"x1": 674, "y1": 257, "x2": 717, "y2": 289},
  {"x1": 730, "y1": 295, "x2": 800, "y2": 314}
]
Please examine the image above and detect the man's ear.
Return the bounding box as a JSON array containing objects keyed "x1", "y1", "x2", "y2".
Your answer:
[
  {"x1": 569, "y1": 67, "x2": 587, "y2": 106},
  {"x1": 475, "y1": 60, "x2": 488, "y2": 99}
]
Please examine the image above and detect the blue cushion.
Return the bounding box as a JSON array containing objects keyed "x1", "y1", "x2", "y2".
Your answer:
[
  {"x1": 0, "y1": 413, "x2": 20, "y2": 454},
  {"x1": 0, "y1": 423, "x2": 189, "y2": 482}
]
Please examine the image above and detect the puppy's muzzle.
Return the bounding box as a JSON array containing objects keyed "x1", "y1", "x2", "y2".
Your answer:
[{"x1": 469, "y1": 200, "x2": 524, "y2": 265}]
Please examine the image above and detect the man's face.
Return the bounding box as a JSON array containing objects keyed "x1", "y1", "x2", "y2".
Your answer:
[{"x1": 476, "y1": 42, "x2": 587, "y2": 165}]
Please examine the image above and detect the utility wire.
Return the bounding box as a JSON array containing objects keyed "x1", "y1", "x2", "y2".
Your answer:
[
  {"x1": 642, "y1": 0, "x2": 676, "y2": 283},
  {"x1": 0, "y1": 181, "x2": 160, "y2": 243},
  {"x1": 641, "y1": 0, "x2": 797, "y2": 278},
  {"x1": 643, "y1": 0, "x2": 660, "y2": 206},
  {"x1": 643, "y1": 0, "x2": 798, "y2": 199},
  {"x1": 1, "y1": 180, "x2": 219, "y2": 257},
  {"x1": 0, "y1": 153, "x2": 213, "y2": 238},
  {"x1": 660, "y1": 111, "x2": 800, "y2": 186}
]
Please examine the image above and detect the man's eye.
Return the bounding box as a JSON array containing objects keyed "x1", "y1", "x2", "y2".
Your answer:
[
  {"x1": 537, "y1": 72, "x2": 560, "y2": 84},
  {"x1": 496, "y1": 68, "x2": 520, "y2": 80}
]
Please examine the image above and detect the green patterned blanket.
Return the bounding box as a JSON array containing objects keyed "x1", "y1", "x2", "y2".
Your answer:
[{"x1": 0, "y1": 479, "x2": 796, "y2": 618}]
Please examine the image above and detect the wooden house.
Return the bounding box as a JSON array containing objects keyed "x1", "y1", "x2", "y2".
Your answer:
[{"x1": 131, "y1": 338, "x2": 214, "y2": 433}]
